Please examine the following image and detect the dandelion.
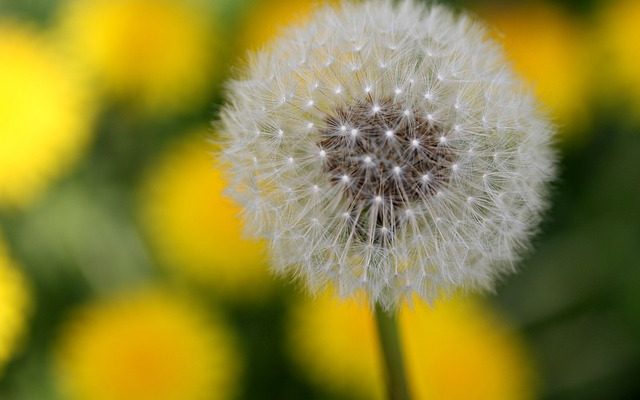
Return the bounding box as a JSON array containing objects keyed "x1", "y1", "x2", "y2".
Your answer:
[
  {"x1": 220, "y1": 0, "x2": 555, "y2": 309},
  {"x1": 138, "y1": 132, "x2": 269, "y2": 301},
  {"x1": 219, "y1": 2, "x2": 554, "y2": 397},
  {"x1": 0, "y1": 233, "x2": 31, "y2": 377},
  {"x1": 56, "y1": 0, "x2": 217, "y2": 113},
  {"x1": 596, "y1": 0, "x2": 640, "y2": 116},
  {"x1": 55, "y1": 289, "x2": 240, "y2": 400},
  {"x1": 0, "y1": 22, "x2": 94, "y2": 207},
  {"x1": 480, "y1": 3, "x2": 590, "y2": 134}
]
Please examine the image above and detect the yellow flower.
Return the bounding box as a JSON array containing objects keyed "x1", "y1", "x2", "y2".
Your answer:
[
  {"x1": 237, "y1": 0, "x2": 323, "y2": 51},
  {"x1": 480, "y1": 3, "x2": 590, "y2": 133},
  {"x1": 0, "y1": 233, "x2": 30, "y2": 377},
  {"x1": 597, "y1": 0, "x2": 640, "y2": 114},
  {"x1": 402, "y1": 299, "x2": 535, "y2": 400},
  {"x1": 288, "y1": 291, "x2": 536, "y2": 400},
  {"x1": 138, "y1": 133, "x2": 270, "y2": 300},
  {"x1": 55, "y1": 289, "x2": 240, "y2": 400},
  {"x1": 57, "y1": 0, "x2": 217, "y2": 113},
  {"x1": 0, "y1": 22, "x2": 93, "y2": 207}
]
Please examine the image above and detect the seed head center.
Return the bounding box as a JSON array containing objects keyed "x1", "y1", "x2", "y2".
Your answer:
[{"x1": 319, "y1": 98, "x2": 454, "y2": 211}]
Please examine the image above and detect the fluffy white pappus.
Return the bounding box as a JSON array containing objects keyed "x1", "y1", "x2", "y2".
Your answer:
[{"x1": 218, "y1": 0, "x2": 556, "y2": 309}]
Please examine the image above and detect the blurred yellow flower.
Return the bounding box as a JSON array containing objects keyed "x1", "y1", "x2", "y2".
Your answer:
[
  {"x1": 138, "y1": 133, "x2": 270, "y2": 300},
  {"x1": 288, "y1": 292, "x2": 536, "y2": 400},
  {"x1": 0, "y1": 22, "x2": 93, "y2": 207},
  {"x1": 57, "y1": 0, "x2": 217, "y2": 113},
  {"x1": 0, "y1": 234, "x2": 30, "y2": 377},
  {"x1": 401, "y1": 298, "x2": 535, "y2": 400},
  {"x1": 597, "y1": 0, "x2": 640, "y2": 113},
  {"x1": 237, "y1": 0, "x2": 322, "y2": 51},
  {"x1": 55, "y1": 289, "x2": 240, "y2": 400},
  {"x1": 480, "y1": 3, "x2": 590, "y2": 133}
]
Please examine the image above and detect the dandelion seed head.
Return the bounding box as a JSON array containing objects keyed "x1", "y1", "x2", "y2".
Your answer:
[{"x1": 220, "y1": 0, "x2": 556, "y2": 309}]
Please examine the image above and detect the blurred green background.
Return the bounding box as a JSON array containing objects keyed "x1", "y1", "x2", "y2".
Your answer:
[{"x1": 1, "y1": 0, "x2": 639, "y2": 399}]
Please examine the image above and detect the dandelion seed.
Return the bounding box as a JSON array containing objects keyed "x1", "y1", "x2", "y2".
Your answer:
[{"x1": 220, "y1": 0, "x2": 555, "y2": 309}]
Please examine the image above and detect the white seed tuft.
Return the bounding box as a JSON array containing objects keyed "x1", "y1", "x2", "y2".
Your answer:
[{"x1": 219, "y1": 0, "x2": 556, "y2": 309}]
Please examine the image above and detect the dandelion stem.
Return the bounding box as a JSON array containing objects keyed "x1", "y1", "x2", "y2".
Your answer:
[{"x1": 374, "y1": 303, "x2": 411, "y2": 400}]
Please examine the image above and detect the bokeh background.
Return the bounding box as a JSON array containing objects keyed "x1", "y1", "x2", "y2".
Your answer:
[{"x1": 1, "y1": 0, "x2": 639, "y2": 399}]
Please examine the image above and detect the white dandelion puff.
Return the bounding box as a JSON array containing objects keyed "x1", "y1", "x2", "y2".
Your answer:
[{"x1": 219, "y1": 0, "x2": 556, "y2": 309}]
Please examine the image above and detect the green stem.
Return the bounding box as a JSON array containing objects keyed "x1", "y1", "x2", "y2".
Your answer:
[{"x1": 374, "y1": 303, "x2": 412, "y2": 400}]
